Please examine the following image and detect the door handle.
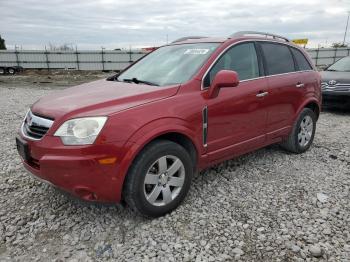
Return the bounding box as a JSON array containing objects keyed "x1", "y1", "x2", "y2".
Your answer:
[
  {"x1": 256, "y1": 91, "x2": 269, "y2": 98},
  {"x1": 296, "y1": 83, "x2": 305, "y2": 88}
]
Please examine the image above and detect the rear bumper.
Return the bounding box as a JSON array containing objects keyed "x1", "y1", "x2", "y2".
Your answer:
[{"x1": 17, "y1": 134, "x2": 130, "y2": 203}]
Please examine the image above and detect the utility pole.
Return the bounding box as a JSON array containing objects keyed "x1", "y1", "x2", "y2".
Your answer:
[
  {"x1": 343, "y1": 11, "x2": 350, "y2": 45},
  {"x1": 14, "y1": 45, "x2": 20, "y2": 67},
  {"x1": 101, "y1": 46, "x2": 105, "y2": 71}
]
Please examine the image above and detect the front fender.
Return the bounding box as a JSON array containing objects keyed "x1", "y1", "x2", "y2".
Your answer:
[
  {"x1": 114, "y1": 117, "x2": 203, "y2": 201},
  {"x1": 127, "y1": 117, "x2": 203, "y2": 154}
]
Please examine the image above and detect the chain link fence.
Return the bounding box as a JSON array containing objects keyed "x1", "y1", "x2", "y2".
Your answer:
[
  {"x1": 307, "y1": 47, "x2": 350, "y2": 68},
  {"x1": 1, "y1": 47, "x2": 349, "y2": 71},
  {"x1": 0, "y1": 49, "x2": 147, "y2": 71}
]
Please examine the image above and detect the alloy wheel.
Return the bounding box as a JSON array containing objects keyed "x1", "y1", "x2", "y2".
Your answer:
[
  {"x1": 298, "y1": 115, "x2": 313, "y2": 147},
  {"x1": 144, "y1": 155, "x2": 185, "y2": 206}
]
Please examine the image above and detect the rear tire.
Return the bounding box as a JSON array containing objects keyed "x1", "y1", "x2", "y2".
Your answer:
[
  {"x1": 123, "y1": 140, "x2": 193, "y2": 217},
  {"x1": 280, "y1": 108, "x2": 316, "y2": 153}
]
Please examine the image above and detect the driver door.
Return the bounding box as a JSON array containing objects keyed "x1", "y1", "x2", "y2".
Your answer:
[{"x1": 203, "y1": 42, "x2": 269, "y2": 161}]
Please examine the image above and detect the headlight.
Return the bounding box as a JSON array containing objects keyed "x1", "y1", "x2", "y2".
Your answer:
[{"x1": 54, "y1": 117, "x2": 107, "y2": 145}]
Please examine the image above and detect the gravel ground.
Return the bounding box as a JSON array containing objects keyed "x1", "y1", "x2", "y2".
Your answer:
[{"x1": 0, "y1": 74, "x2": 350, "y2": 261}]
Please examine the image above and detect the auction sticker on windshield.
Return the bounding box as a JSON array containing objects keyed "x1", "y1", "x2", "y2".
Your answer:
[{"x1": 184, "y1": 49, "x2": 210, "y2": 55}]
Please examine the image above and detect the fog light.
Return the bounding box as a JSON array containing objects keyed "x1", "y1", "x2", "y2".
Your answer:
[{"x1": 74, "y1": 187, "x2": 97, "y2": 201}]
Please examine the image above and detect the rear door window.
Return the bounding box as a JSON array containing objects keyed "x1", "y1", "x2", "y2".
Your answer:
[
  {"x1": 204, "y1": 42, "x2": 259, "y2": 88},
  {"x1": 260, "y1": 43, "x2": 295, "y2": 75},
  {"x1": 290, "y1": 48, "x2": 313, "y2": 71}
]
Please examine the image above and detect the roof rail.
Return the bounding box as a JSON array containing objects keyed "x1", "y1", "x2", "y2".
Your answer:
[
  {"x1": 230, "y1": 31, "x2": 289, "y2": 42},
  {"x1": 171, "y1": 36, "x2": 207, "y2": 43}
]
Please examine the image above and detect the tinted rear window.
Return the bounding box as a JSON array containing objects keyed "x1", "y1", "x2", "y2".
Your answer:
[
  {"x1": 261, "y1": 43, "x2": 295, "y2": 75},
  {"x1": 290, "y1": 48, "x2": 313, "y2": 71}
]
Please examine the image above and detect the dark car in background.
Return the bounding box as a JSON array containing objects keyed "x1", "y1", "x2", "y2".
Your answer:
[{"x1": 321, "y1": 56, "x2": 350, "y2": 108}]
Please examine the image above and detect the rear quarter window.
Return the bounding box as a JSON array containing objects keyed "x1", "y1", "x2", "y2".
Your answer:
[
  {"x1": 260, "y1": 42, "x2": 295, "y2": 75},
  {"x1": 290, "y1": 48, "x2": 313, "y2": 71}
]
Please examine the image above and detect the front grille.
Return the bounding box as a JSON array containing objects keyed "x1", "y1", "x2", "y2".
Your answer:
[
  {"x1": 321, "y1": 82, "x2": 350, "y2": 92},
  {"x1": 22, "y1": 110, "x2": 54, "y2": 140},
  {"x1": 24, "y1": 123, "x2": 49, "y2": 139}
]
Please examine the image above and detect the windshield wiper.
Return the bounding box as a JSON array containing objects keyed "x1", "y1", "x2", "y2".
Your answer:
[
  {"x1": 326, "y1": 69, "x2": 338, "y2": 71},
  {"x1": 123, "y1": 77, "x2": 159, "y2": 86}
]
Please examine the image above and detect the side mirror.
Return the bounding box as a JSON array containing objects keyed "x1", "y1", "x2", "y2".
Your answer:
[{"x1": 207, "y1": 70, "x2": 239, "y2": 99}]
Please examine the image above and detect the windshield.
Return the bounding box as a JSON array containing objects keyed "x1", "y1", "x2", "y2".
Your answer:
[
  {"x1": 117, "y1": 43, "x2": 219, "y2": 86},
  {"x1": 327, "y1": 56, "x2": 350, "y2": 72}
]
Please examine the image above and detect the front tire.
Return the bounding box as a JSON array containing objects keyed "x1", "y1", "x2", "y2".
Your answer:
[
  {"x1": 123, "y1": 140, "x2": 193, "y2": 217},
  {"x1": 280, "y1": 108, "x2": 316, "y2": 153}
]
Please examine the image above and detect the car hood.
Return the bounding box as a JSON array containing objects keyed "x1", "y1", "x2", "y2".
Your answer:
[
  {"x1": 31, "y1": 79, "x2": 179, "y2": 119},
  {"x1": 320, "y1": 71, "x2": 350, "y2": 84}
]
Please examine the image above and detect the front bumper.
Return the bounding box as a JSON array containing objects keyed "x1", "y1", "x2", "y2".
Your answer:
[
  {"x1": 322, "y1": 90, "x2": 350, "y2": 107},
  {"x1": 17, "y1": 134, "x2": 129, "y2": 203}
]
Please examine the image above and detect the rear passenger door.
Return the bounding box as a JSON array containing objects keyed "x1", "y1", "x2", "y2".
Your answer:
[
  {"x1": 290, "y1": 47, "x2": 317, "y2": 96},
  {"x1": 259, "y1": 42, "x2": 305, "y2": 141}
]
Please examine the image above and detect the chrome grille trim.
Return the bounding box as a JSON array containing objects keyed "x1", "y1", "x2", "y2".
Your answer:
[
  {"x1": 321, "y1": 82, "x2": 350, "y2": 92},
  {"x1": 21, "y1": 110, "x2": 54, "y2": 140}
]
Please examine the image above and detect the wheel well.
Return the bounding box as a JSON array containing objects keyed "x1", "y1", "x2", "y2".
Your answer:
[
  {"x1": 305, "y1": 102, "x2": 320, "y2": 120},
  {"x1": 154, "y1": 133, "x2": 198, "y2": 171},
  {"x1": 121, "y1": 132, "x2": 198, "y2": 204}
]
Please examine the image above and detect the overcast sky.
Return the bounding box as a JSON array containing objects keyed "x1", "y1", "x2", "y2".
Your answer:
[{"x1": 1, "y1": 0, "x2": 349, "y2": 49}]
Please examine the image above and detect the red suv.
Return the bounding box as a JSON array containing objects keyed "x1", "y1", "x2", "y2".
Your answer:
[{"x1": 16, "y1": 31, "x2": 321, "y2": 217}]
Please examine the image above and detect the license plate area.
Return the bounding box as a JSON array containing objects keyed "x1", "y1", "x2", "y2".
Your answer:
[{"x1": 16, "y1": 137, "x2": 31, "y2": 162}]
